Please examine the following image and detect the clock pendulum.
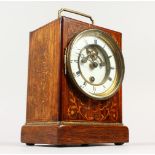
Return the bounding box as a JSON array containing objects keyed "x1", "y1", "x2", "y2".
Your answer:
[{"x1": 21, "y1": 8, "x2": 129, "y2": 146}]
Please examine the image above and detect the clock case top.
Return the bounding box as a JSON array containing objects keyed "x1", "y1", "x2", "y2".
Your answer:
[{"x1": 25, "y1": 16, "x2": 124, "y2": 125}]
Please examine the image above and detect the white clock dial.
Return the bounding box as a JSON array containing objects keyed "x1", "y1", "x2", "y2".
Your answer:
[{"x1": 67, "y1": 29, "x2": 124, "y2": 100}]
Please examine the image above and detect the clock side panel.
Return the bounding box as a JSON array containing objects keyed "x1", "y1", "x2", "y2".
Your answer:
[
  {"x1": 61, "y1": 17, "x2": 122, "y2": 123},
  {"x1": 26, "y1": 19, "x2": 61, "y2": 123}
]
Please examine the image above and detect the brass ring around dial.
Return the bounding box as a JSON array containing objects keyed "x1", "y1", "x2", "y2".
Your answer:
[{"x1": 66, "y1": 29, "x2": 125, "y2": 100}]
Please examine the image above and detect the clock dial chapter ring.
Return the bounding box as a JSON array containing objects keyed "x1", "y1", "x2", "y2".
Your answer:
[{"x1": 66, "y1": 29, "x2": 125, "y2": 100}]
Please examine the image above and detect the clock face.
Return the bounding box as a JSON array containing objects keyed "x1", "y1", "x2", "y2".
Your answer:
[{"x1": 66, "y1": 29, "x2": 124, "y2": 100}]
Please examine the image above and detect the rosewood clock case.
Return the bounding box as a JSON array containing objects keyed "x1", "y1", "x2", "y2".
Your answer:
[{"x1": 21, "y1": 15, "x2": 129, "y2": 145}]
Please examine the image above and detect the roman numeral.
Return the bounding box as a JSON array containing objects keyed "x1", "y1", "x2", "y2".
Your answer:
[
  {"x1": 94, "y1": 39, "x2": 97, "y2": 44},
  {"x1": 80, "y1": 81, "x2": 87, "y2": 88},
  {"x1": 76, "y1": 70, "x2": 81, "y2": 76},
  {"x1": 70, "y1": 60, "x2": 78, "y2": 63},
  {"x1": 108, "y1": 77, "x2": 112, "y2": 81},
  {"x1": 110, "y1": 67, "x2": 115, "y2": 70},
  {"x1": 83, "y1": 81, "x2": 87, "y2": 86},
  {"x1": 93, "y1": 86, "x2": 96, "y2": 93},
  {"x1": 108, "y1": 55, "x2": 112, "y2": 59},
  {"x1": 73, "y1": 71, "x2": 81, "y2": 78}
]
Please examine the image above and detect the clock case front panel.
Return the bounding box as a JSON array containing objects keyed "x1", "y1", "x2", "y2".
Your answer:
[
  {"x1": 21, "y1": 16, "x2": 129, "y2": 145},
  {"x1": 62, "y1": 18, "x2": 122, "y2": 123}
]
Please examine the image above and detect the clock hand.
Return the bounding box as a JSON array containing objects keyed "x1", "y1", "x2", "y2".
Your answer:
[
  {"x1": 81, "y1": 54, "x2": 98, "y2": 69},
  {"x1": 81, "y1": 47, "x2": 102, "y2": 69},
  {"x1": 97, "y1": 56, "x2": 105, "y2": 67},
  {"x1": 91, "y1": 48, "x2": 105, "y2": 67},
  {"x1": 84, "y1": 48, "x2": 99, "y2": 69},
  {"x1": 89, "y1": 48, "x2": 104, "y2": 68}
]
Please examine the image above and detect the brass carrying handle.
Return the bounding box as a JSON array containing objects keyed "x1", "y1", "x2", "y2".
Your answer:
[{"x1": 58, "y1": 8, "x2": 94, "y2": 25}]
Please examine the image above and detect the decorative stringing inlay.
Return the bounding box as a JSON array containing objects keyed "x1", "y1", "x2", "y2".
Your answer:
[{"x1": 68, "y1": 90, "x2": 119, "y2": 122}]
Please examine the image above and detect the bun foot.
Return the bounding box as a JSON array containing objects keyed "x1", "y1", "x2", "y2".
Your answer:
[
  {"x1": 26, "y1": 143, "x2": 35, "y2": 146},
  {"x1": 114, "y1": 143, "x2": 124, "y2": 145},
  {"x1": 81, "y1": 144, "x2": 89, "y2": 146}
]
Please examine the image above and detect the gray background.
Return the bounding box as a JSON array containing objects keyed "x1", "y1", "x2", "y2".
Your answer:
[{"x1": 0, "y1": 1, "x2": 155, "y2": 153}]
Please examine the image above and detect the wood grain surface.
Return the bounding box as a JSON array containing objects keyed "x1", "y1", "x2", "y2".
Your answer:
[{"x1": 26, "y1": 19, "x2": 61, "y2": 123}]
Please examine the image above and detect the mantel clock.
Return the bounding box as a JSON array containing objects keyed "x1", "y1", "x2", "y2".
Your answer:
[{"x1": 21, "y1": 8, "x2": 129, "y2": 145}]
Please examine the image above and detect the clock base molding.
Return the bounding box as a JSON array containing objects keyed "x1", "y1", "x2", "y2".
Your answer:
[{"x1": 21, "y1": 122, "x2": 129, "y2": 145}]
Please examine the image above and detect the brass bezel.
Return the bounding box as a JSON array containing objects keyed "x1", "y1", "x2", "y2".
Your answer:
[{"x1": 66, "y1": 29, "x2": 125, "y2": 100}]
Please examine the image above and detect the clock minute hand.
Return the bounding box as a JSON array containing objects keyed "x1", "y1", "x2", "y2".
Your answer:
[
  {"x1": 97, "y1": 56, "x2": 105, "y2": 67},
  {"x1": 92, "y1": 47, "x2": 105, "y2": 67}
]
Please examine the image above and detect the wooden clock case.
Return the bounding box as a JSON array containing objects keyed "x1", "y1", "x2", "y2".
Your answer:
[{"x1": 21, "y1": 16, "x2": 129, "y2": 145}]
